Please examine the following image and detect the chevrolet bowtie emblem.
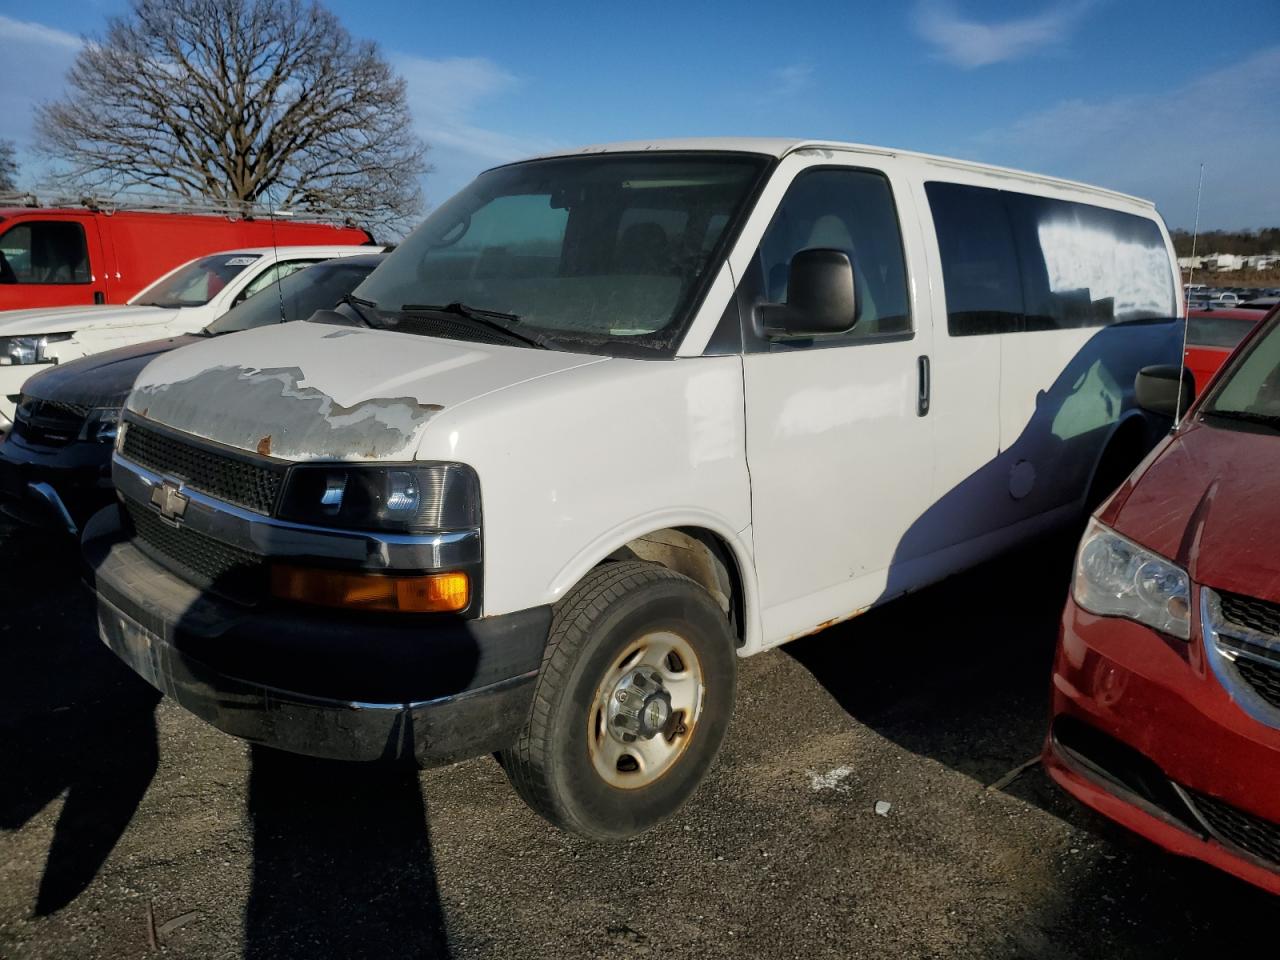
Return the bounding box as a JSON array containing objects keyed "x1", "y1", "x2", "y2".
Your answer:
[{"x1": 150, "y1": 480, "x2": 189, "y2": 521}]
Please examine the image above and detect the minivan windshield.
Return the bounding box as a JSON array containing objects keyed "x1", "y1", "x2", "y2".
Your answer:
[
  {"x1": 353, "y1": 153, "x2": 768, "y2": 355},
  {"x1": 132, "y1": 253, "x2": 261, "y2": 308},
  {"x1": 1202, "y1": 310, "x2": 1280, "y2": 426},
  {"x1": 205, "y1": 257, "x2": 380, "y2": 335}
]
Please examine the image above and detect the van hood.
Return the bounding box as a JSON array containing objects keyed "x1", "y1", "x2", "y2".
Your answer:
[
  {"x1": 125, "y1": 321, "x2": 608, "y2": 461},
  {"x1": 1111, "y1": 420, "x2": 1280, "y2": 599},
  {"x1": 0, "y1": 304, "x2": 171, "y2": 336},
  {"x1": 22, "y1": 335, "x2": 201, "y2": 408}
]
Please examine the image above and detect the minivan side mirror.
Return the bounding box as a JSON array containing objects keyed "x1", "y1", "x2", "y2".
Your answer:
[
  {"x1": 760, "y1": 248, "x2": 858, "y2": 339},
  {"x1": 1135, "y1": 364, "x2": 1195, "y2": 418}
]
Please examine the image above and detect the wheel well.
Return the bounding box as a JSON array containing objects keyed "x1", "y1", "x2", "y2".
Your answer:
[
  {"x1": 607, "y1": 527, "x2": 746, "y2": 646},
  {"x1": 1087, "y1": 415, "x2": 1150, "y2": 510}
]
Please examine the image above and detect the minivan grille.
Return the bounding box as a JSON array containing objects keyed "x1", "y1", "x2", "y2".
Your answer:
[
  {"x1": 1220, "y1": 591, "x2": 1280, "y2": 638},
  {"x1": 13, "y1": 396, "x2": 89, "y2": 447},
  {"x1": 125, "y1": 500, "x2": 264, "y2": 602},
  {"x1": 1234, "y1": 658, "x2": 1280, "y2": 712},
  {"x1": 120, "y1": 422, "x2": 284, "y2": 515},
  {"x1": 1190, "y1": 790, "x2": 1280, "y2": 868}
]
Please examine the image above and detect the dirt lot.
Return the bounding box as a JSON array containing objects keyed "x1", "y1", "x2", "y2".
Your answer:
[{"x1": 2, "y1": 514, "x2": 1278, "y2": 959}]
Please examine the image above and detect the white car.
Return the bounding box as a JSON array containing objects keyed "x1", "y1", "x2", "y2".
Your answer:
[
  {"x1": 0, "y1": 244, "x2": 377, "y2": 429},
  {"x1": 86, "y1": 138, "x2": 1185, "y2": 839}
]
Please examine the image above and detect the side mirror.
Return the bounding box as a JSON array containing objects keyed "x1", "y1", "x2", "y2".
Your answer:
[
  {"x1": 1135, "y1": 364, "x2": 1195, "y2": 418},
  {"x1": 759, "y1": 248, "x2": 857, "y2": 339}
]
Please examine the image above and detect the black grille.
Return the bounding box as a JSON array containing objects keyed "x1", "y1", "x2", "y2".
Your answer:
[
  {"x1": 13, "y1": 396, "x2": 89, "y2": 447},
  {"x1": 121, "y1": 422, "x2": 284, "y2": 515},
  {"x1": 125, "y1": 500, "x2": 263, "y2": 602},
  {"x1": 1220, "y1": 591, "x2": 1280, "y2": 637},
  {"x1": 1234, "y1": 657, "x2": 1280, "y2": 711},
  {"x1": 1190, "y1": 790, "x2": 1280, "y2": 867}
]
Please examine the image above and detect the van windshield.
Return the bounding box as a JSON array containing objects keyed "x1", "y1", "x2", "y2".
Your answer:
[
  {"x1": 353, "y1": 153, "x2": 768, "y2": 355},
  {"x1": 132, "y1": 254, "x2": 262, "y2": 308},
  {"x1": 1202, "y1": 311, "x2": 1280, "y2": 427}
]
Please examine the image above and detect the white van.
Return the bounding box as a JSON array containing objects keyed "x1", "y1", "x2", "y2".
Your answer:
[
  {"x1": 0, "y1": 245, "x2": 377, "y2": 430},
  {"x1": 86, "y1": 139, "x2": 1184, "y2": 838}
]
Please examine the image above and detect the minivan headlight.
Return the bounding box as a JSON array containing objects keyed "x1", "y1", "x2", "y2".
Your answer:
[
  {"x1": 1073, "y1": 518, "x2": 1190, "y2": 639},
  {"x1": 0, "y1": 333, "x2": 72, "y2": 365},
  {"x1": 277, "y1": 463, "x2": 480, "y2": 533}
]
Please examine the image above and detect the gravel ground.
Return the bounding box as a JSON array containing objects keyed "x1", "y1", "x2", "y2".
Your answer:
[{"x1": 2, "y1": 514, "x2": 1277, "y2": 959}]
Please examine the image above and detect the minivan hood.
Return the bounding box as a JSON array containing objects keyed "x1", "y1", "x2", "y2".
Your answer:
[
  {"x1": 126, "y1": 321, "x2": 608, "y2": 461},
  {"x1": 22, "y1": 335, "x2": 201, "y2": 408},
  {"x1": 0, "y1": 304, "x2": 171, "y2": 336},
  {"x1": 1111, "y1": 420, "x2": 1280, "y2": 599}
]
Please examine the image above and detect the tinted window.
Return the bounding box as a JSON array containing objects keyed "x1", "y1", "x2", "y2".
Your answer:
[
  {"x1": 0, "y1": 220, "x2": 90, "y2": 284},
  {"x1": 757, "y1": 168, "x2": 910, "y2": 337},
  {"x1": 925, "y1": 183, "x2": 1023, "y2": 335},
  {"x1": 208, "y1": 259, "x2": 379, "y2": 334},
  {"x1": 1008, "y1": 194, "x2": 1174, "y2": 330},
  {"x1": 927, "y1": 181, "x2": 1175, "y2": 336},
  {"x1": 236, "y1": 259, "x2": 321, "y2": 304},
  {"x1": 1187, "y1": 315, "x2": 1256, "y2": 349},
  {"x1": 132, "y1": 254, "x2": 261, "y2": 307}
]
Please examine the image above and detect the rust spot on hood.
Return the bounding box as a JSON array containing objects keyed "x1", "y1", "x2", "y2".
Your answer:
[{"x1": 256, "y1": 435, "x2": 272, "y2": 456}]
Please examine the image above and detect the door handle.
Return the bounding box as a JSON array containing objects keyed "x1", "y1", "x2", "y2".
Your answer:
[
  {"x1": 93, "y1": 291, "x2": 105, "y2": 305},
  {"x1": 917, "y1": 355, "x2": 930, "y2": 417}
]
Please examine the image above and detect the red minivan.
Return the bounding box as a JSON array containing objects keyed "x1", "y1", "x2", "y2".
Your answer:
[
  {"x1": 0, "y1": 202, "x2": 373, "y2": 311},
  {"x1": 1045, "y1": 303, "x2": 1280, "y2": 893}
]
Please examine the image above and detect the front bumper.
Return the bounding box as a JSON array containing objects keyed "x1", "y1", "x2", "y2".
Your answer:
[
  {"x1": 83, "y1": 506, "x2": 550, "y2": 765},
  {"x1": 0, "y1": 431, "x2": 115, "y2": 530},
  {"x1": 1045, "y1": 594, "x2": 1280, "y2": 894}
]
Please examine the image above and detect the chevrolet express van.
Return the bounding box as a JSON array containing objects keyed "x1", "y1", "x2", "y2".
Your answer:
[{"x1": 85, "y1": 139, "x2": 1185, "y2": 838}]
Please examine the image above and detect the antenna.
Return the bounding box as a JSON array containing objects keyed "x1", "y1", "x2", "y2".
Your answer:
[
  {"x1": 262, "y1": 186, "x2": 287, "y2": 325},
  {"x1": 1175, "y1": 163, "x2": 1205, "y2": 427}
]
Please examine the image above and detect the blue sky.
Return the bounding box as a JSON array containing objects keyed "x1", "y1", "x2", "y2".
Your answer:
[{"x1": 1, "y1": 0, "x2": 1277, "y2": 229}]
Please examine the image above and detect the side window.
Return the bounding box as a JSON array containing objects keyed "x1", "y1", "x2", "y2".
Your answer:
[
  {"x1": 1006, "y1": 195, "x2": 1175, "y2": 329},
  {"x1": 237, "y1": 259, "x2": 320, "y2": 303},
  {"x1": 925, "y1": 182, "x2": 1023, "y2": 336},
  {"x1": 757, "y1": 168, "x2": 911, "y2": 338},
  {"x1": 0, "y1": 221, "x2": 91, "y2": 285}
]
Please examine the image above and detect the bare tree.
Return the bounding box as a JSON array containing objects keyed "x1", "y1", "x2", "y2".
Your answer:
[
  {"x1": 0, "y1": 141, "x2": 17, "y2": 193},
  {"x1": 37, "y1": 0, "x2": 427, "y2": 231}
]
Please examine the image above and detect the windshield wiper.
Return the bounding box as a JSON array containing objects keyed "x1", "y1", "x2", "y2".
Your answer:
[
  {"x1": 1202, "y1": 408, "x2": 1280, "y2": 430},
  {"x1": 399, "y1": 301, "x2": 556, "y2": 350},
  {"x1": 339, "y1": 293, "x2": 376, "y2": 327}
]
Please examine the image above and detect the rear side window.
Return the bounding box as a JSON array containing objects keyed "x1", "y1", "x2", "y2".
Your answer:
[
  {"x1": 927, "y1": 182, "x2": 1175, "y2": 336},
  {"x1": 0, "y1": 220, "x2": 91, "y2": 284},
  {"x1": 924, "y1": 183, "x2": 1022, "y2": 335},
  {"x1": 1187, "y1": 315, "x2": 1256, "y2": 349},
  {"x1": 757, "y1": 168, "x2": 911, "y2": 337}
]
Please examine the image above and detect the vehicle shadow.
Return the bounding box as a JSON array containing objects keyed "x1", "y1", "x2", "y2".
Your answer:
[
  {"x1": 243, "y1": 747, "x2": 451, "y2": 960},
  {"x1": 0, "y1": 518, "x2": 160, "y2": 916}
]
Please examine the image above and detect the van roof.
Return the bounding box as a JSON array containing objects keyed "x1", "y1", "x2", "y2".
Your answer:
[{"x1": 509, "y1": 137, "x2": 1156, "y2": 211}]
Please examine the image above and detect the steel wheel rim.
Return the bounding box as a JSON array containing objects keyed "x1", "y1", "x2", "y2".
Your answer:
[{"x1": 587, "y1": 630, "x2": 705, "y2": 790}]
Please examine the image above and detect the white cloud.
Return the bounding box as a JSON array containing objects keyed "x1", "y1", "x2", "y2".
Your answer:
[
  {"x1": 0, "y1": 14, "x2": 80, "y2": 51},
  {"x1": 971, "y1": 47, "x2": 1280, "y2": 228},
  {"x1": 0, "y1": 15, "x2": 82, "y2": 186},
  {"x1": 764, "y1": 63, "x2": 814, "y2": 102},
  {"x1": 912, "y1": 0, "x2": 1094, "y2": 69},
  {"x1": 394, "y1": 54, "x2": 560, "y2": 203}
]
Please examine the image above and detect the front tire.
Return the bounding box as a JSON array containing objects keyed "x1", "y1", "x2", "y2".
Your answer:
[{"x1": 501, "y1": 560, "x2": 737, "y2": 839}]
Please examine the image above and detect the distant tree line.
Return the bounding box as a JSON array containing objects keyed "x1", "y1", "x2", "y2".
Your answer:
[
  {"x1": 1171, "y1": 228, "x2": 1280, "y2": 257},
  {"x1": 0, "y1": 140, "x2": 17, "y2": 193}
]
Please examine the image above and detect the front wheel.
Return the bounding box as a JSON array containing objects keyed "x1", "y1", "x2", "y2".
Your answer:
[{"x1": 501, "y1": 561, "x2": 737, "y2": 839}]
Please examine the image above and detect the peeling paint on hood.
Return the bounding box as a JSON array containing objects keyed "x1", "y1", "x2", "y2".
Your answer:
[
  {"x1": 125, "y1": 321, "x2": 607, "y2": 461},
  {"x1": 130, "y1": 364, "x2": 444, "y2": 461}
]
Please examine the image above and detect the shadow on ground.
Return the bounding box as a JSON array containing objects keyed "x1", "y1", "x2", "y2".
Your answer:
[{"x1": 244, "y1": 747, "x2": 451, "y2": 959}]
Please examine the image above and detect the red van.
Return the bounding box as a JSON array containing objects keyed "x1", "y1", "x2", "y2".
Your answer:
[
  {"x1": 0, "y1": 201, "x2": 374, "y2": 311},
  {"x1": 1184, "y1": 306, "x2": 1262, "y2": 395},
  {"x1": 1045, "y1": 303, "x2": 1280, "y2": 893}
]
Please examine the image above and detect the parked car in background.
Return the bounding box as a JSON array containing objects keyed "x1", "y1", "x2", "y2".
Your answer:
[
  {"x1": 84, "y1": 138, "x2": 1185, "y2": 838},
  {"x1": 1046, "y1": 304, "x2": 1280, "y2": 895},
  {"x1": 1239, "y1": 296, "x2": 1279, "y2": 312},
  {"x1": 1211, "y1": 291, "x2": 1243, "y2": 306},
  {"x1": 1183, "y1": 305, "x2": 1271, "y2": 392},
  {"x1": 0, "y1": 245, "x2": 379, "y2": 431},
  {"x1": 0, "y1": 199, "x2": 374, "y2": 311},
  {"x1": 0, "y1": 254, "x2": 385, "y2": 530}
]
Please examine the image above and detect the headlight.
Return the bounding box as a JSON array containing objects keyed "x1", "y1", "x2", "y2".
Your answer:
[
  {"x1": 1073, "y1": 518, "x2": 1190, "y2": 639},
  {"x1": 277, "y1": 463, "x2": 480, "y2": 533},
  {"x1": 0, "y1": 333, "x2": 72, "y2": 365},
  {"x1": 78, "y1": 407, "x2": 120, "y2": 443}
]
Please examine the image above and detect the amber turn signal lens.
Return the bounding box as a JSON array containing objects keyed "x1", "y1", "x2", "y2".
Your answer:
[{"x1": 270, "y1": 565, "x2": 470, "y2": 613}]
